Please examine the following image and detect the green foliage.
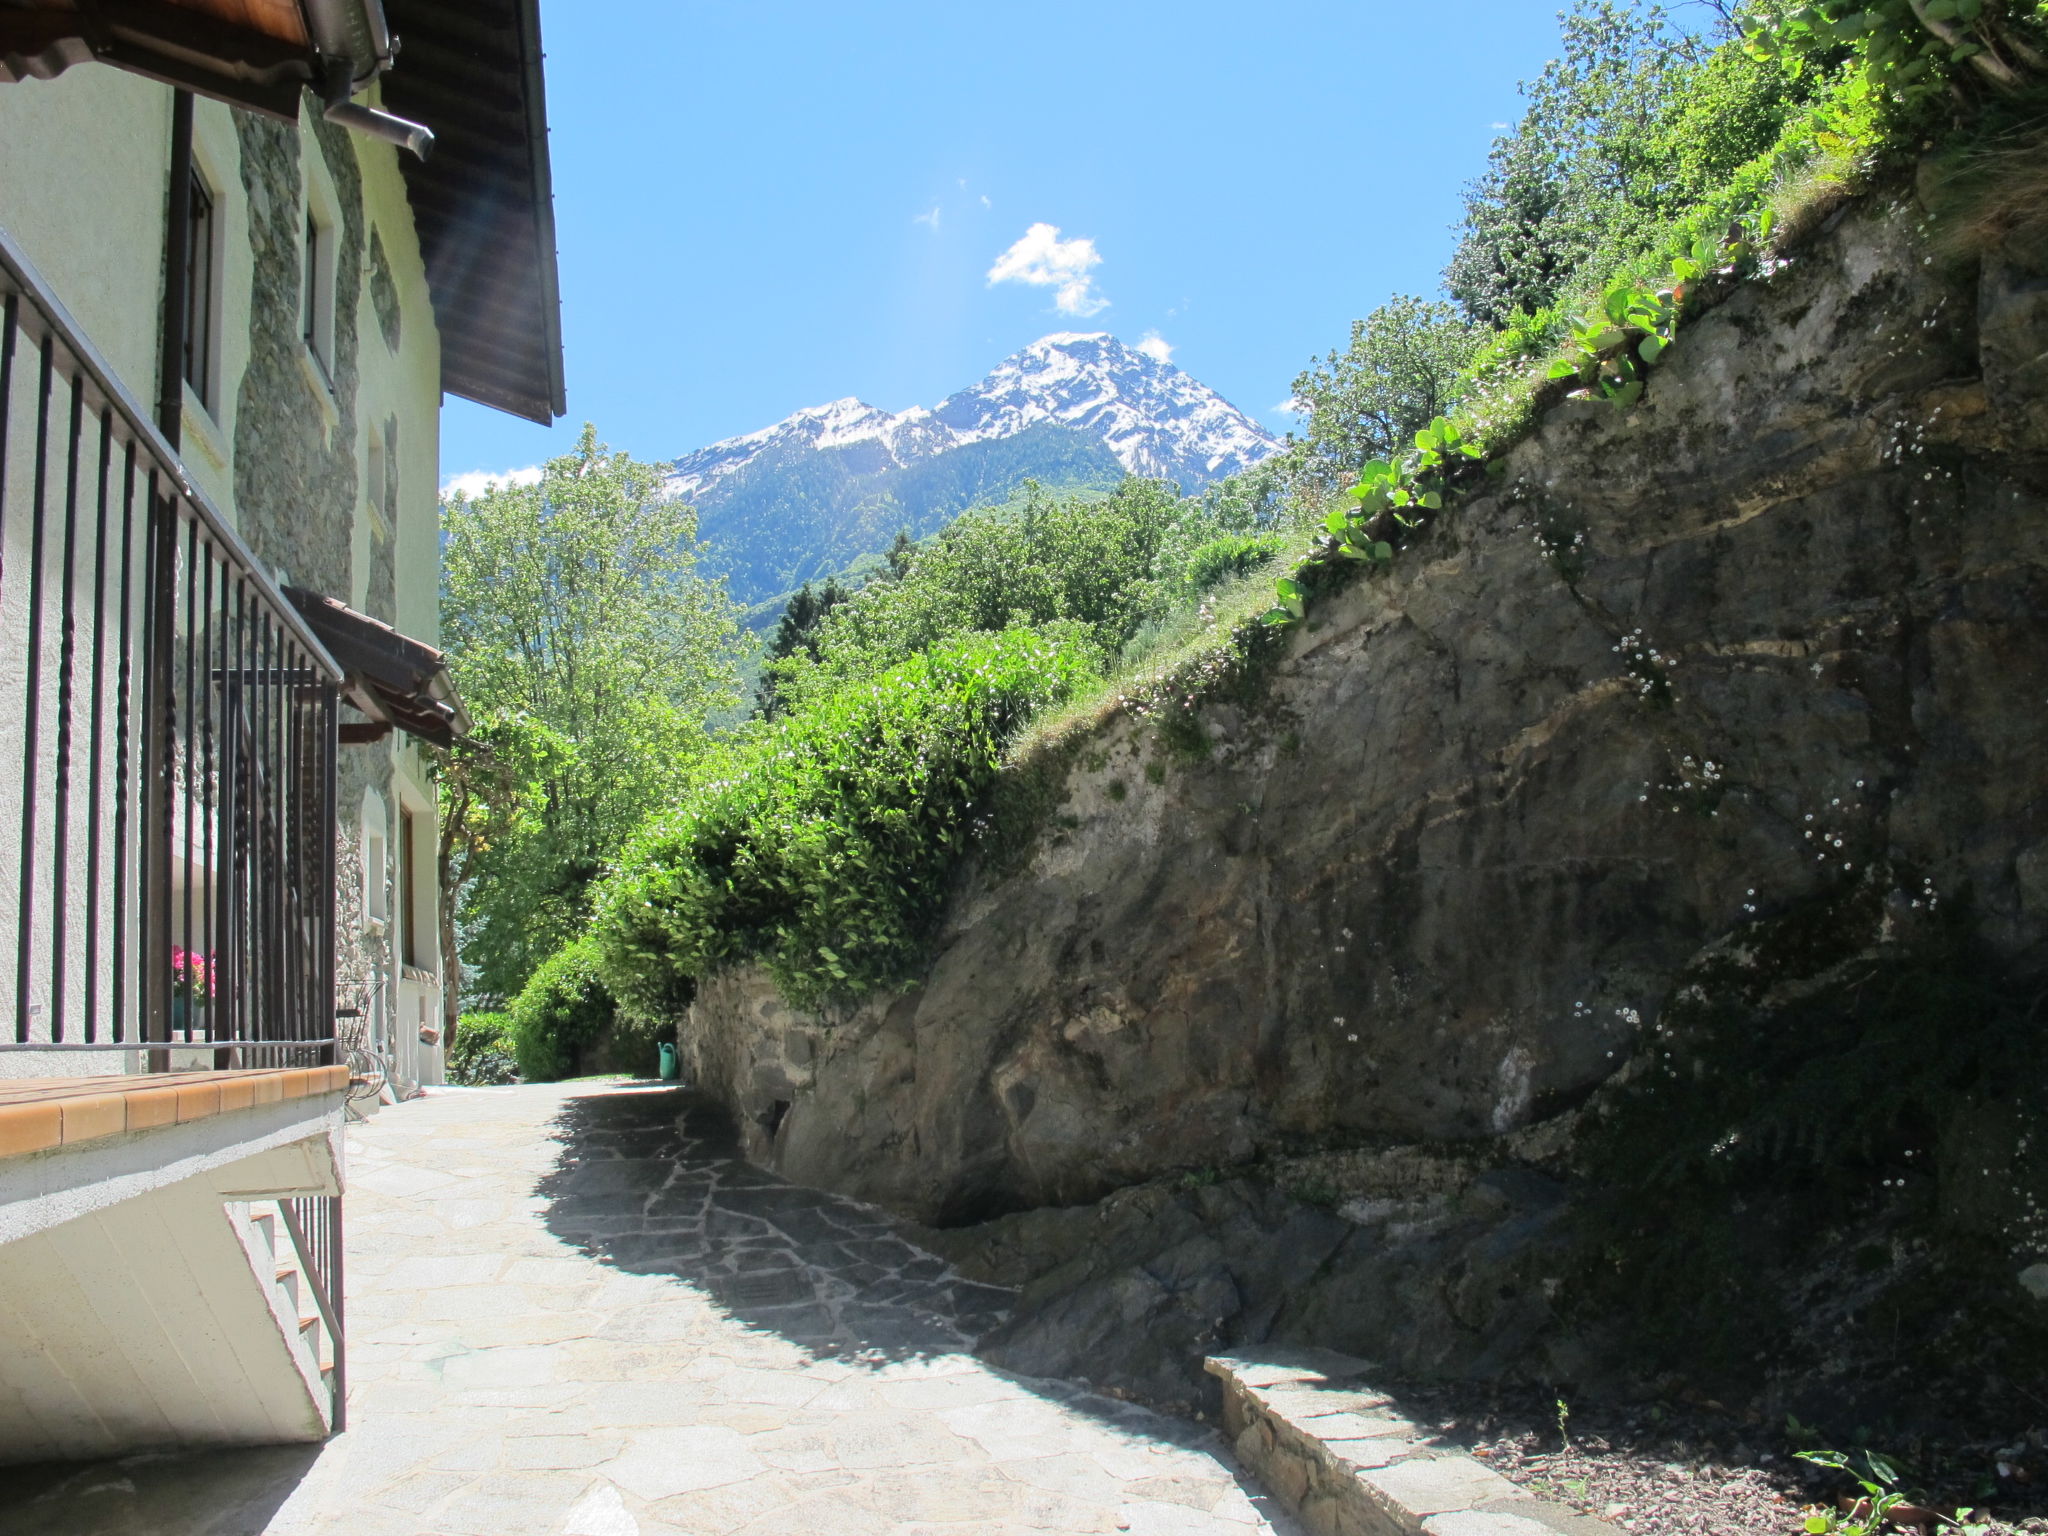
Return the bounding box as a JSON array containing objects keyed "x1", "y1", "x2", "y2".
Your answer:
[
  {"x1": 1288, "y1": 296, "x2": 1485, "y2": 484},
  {"x1": 595, "y1": 629, "x2": 1096, "y2": 1011},
  {"x1": 766, "y1": 478, "x2": 1266, "y2": 710},
  {"x1": 1797, "y1": 1449, "x2": 1990, "y2": 1534},
  {"x1": 440, "y1": 426, "x2": 743, "y2": 1003},
  {"x1": 1265, "y1": 415, "x2": 1480, "y2": 623},
  {"x1": 754, "y1": 577, "x2": 849, "y2": 718},
  {"x1": 1749, "y1": 0, "x2": 2048, "y2": 110},
  {"x1": 1183, "y1": 532, "x2": 1288, "y2": 597},
  {"x1": 1544, "y1": 270, "x2": 1692, "y2": 404},
  {"x1": 446, "y1": 1011, "x2": 518, "y2": 1086},
  {"x1": 506, "y1": 937, "x2": 617, "y2": 1082},
  {"x1": 1444, "y1": 1, "x2": 1798, "y2": 326}
]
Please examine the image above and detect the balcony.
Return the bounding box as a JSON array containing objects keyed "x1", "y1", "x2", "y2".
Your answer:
[{"x1": 0, "y1": 225, "x2": 350, "y2": 1456}]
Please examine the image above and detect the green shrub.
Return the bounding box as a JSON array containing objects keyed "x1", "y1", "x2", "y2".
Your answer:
[
  {"x1": 446, "y1": 1011, "x2": 518, "y2": 1086},
  {"x1": 596, "y1": 627, "x2": 1095, "y2": 1011},
  {"x1": 1183, "y1": 533, "x2": 1287, "y2": 596},
  {"x1": 506, "y1": 937, "x2": 617, "y2": 1081},
  {"x1": 766, "y1": 479, "x2": 1208, "y2": 710}
]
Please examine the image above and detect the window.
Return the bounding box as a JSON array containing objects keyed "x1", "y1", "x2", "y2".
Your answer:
[
  {"x1": 365, "y1": 428, "x2": 385, "y2": 525},
  {"x1": 399, "y1": 807, "x2": 421, "y2": 969},
  {"x1": 181, "y1": 170, "x2": 216, "y2": 409},
  {"x1": 365, "y1": 829, "x2": 387, "y2": 923},
  {"x1": 365, "y1": 415, "x2": 399, "y2": 532},
  {"x1": 301, "y1": 204, "x2": 335, "y2": 374}
]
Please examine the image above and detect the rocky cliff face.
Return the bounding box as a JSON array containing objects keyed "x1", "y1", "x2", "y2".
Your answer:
[{"x1": 683, "y1": 198, "x2": 2048, "y2": 1237}]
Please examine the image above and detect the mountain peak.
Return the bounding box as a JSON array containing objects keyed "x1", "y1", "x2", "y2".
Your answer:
[{"x1": 664, "y1": 341, "x2": 1281, "y2": 603}]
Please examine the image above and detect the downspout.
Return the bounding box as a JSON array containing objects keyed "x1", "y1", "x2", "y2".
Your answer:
[
  {"x1": 301, "y1": 0, "x2": 434, "y2": 159},
  {"x1": 156, "y1": 88, "x2": 193, "y2": 449}
]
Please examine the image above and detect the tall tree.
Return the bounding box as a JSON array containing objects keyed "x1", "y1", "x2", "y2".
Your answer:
[
  {"x1": 1289, "y1": 296, "x2": 1483, "y2": 482},
  {"x1": 440, "y1": 425, "x2": 741, "y2": 1002}
]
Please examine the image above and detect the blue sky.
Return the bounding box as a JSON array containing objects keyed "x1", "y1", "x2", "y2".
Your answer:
[{"x1": 439, "y1": 1, "x2": 1569, "y2": 494}]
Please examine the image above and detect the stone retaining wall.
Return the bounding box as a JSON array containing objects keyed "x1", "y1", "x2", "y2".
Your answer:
[{"x1": 1207, "y1": 1350, "x2": 1620, "y2": 1536}]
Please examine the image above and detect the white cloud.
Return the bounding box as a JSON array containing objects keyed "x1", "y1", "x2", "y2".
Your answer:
[
  {"x1": 1270, "y1": 397, "x2": 1308, "y2": 416},
  {"x1": 979, "y1": 194, "x2": 991, "y2": 209},
  {"x1": 1134, "y1": 331, "x2": 1173, "y2": 365},
  {"x1": 913, "y1": 205, "x2": 941, "y2": 230},
  {"x1": 986, "y1": 222, "x2": 1108, "y2": 317},
  {"x1": 440, "y1": 464, "x2": 542, "y2": 501}
]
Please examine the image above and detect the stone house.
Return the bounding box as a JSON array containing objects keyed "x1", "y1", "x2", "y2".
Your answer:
[{"x1": 0, "y1": 0, "x2": 561, "y2": 1461}]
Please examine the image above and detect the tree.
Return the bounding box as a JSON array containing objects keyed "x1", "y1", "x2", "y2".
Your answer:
[
  {"x1": 1289, "y1": 296, "x2": 1484, "y2": 482},
  {"x1": 428, "y1": 729, "x2": 520, "y2": 1042},
  {"x1": 882, "y1": 528, "x2": 917, "y2": 582},
  {"x1": 1443, "y1": 1, "x2": 1762, "y2": 327},
  {"x1": 753, "y1": 577, "x2": 849, "y2": 718},
  {"x1": 440, "y1": 425, "x2": 741, "y2": 1002}
]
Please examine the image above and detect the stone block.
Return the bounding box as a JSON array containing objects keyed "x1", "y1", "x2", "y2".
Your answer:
[
  {"x1": 1323, "y1": 1435, "x2": 1416, "y2": 1471},
  {"x1": 1360, "y1": 1458, "x2": 1527, "y2": 1518},
  {"x1": 1422, "y1": 1513, "x2": 1565, "y2": 1536},
  {"x1": 1253, "y1": 1386, "x2": 1398, "y2": 1421},
  {"x1": 1204, "y1": 1348, "x2": 1375, "y2": 1389}
]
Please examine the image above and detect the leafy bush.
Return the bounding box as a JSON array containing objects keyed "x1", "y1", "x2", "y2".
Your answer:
[
  {"x1": 506, "y1": 937, "x2": 617, "y2": 1081},
  {"x1": 1444, "y1": 1, "x2": 1803, "y2": 328},
  {"x1": 1750, "y1": 0, "x2": 2048, "y2": 112},
  {"x1": 1183, "y1": 532, "x2": 1287, "y2": 596},
  {"x1": 446, "y1": 1011, "x2": 518, "y2": 1086},
  {"x1": 766, "y1": 479, "x2": 1221, "y2": 710},
  {"x1": 596, "y1": 628, "x2": 1095, "y2": 1011}
]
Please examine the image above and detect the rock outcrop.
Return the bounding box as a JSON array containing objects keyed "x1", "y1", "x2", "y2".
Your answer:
[{"x1": 683, "y1": 196, "x2": 2048, "y2": 1240}]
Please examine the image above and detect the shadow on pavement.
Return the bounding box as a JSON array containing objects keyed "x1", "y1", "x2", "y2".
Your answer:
[
  {"x1": 532, "y1": 1081, "x2": 1303, "y2": 1520},
  {"x1": 536, "y1": 1081, "x2": 1018, "y2": 1363},
  {"x1": 2, "y1": 1442, "x2": 323, "y2": 1535}
]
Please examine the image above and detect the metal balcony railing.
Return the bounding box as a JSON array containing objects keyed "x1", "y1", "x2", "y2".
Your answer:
[{"x1": 0, "y1": 224, "x2": 347, "y2": 1425}]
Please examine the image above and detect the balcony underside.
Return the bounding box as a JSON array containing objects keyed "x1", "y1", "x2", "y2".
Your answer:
[{"x1": 0, "y1": 1067, "x2": 346, "y2": 1463}]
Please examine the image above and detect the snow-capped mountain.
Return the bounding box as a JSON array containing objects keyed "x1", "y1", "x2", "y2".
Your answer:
[{"x1": 668, "y1": 334, "x2": 1281, "y2": 608}]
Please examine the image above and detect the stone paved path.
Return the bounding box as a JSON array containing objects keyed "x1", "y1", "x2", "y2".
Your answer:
[{"x1": 8, "y1": 1080, "x2": 1297, "y2": 1535}]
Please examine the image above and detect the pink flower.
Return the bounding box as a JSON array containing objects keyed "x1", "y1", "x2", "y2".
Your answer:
[{"x1": 172, "y1": 948, "x2": 214, "y2": 1002}]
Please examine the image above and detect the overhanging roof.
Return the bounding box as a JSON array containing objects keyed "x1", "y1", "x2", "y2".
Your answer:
[
  {"x1": 0, "y1": 0, "x2": 322, "y2": 117},
  {"x1": 380, "y1": 0, "x2": 566, "y2": 426},
  {"x1": 283, "y1": 586, "x2": 472, "y2": 748}
]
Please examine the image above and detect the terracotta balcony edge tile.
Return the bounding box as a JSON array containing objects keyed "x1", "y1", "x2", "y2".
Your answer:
[
  {"x1": 0, "y1": 1101, "x2": 63, "y2": 1158},
  {"x1": 174, "y1": 1081, "x2": 223, "y2": 1123},
  {"x1": 58, "y1": 1093, "x2": 127, "y2": 1146},
  {"x1": 124, "y1": 1086, "x2": 180, "y2": 1131},
  {"x1": 216, "y1": 1077, "x2": 257, "y2": 1114}
]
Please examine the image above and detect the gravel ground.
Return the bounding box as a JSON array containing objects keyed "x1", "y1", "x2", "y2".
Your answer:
[{"x1": 1391, "y1": 1384, "x2": 2048, "y2": 1535}]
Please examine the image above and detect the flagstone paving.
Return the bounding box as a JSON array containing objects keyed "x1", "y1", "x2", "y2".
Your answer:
[{"x1": 7, "y1": 1080, "x2": 1298, "y2": 1535}]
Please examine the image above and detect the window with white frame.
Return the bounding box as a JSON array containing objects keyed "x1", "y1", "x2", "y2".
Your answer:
[{"x1": 362, "y1": 795, "x2": 389, "y2": 927}]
